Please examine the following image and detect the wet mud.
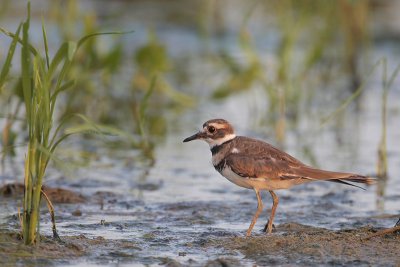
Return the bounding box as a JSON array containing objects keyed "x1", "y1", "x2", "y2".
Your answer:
[
  {"x1": 1, "y1": 184, "x2": 399, "y2": 266},
  {"x1": 214, "y1": 223, "x2": 400, "y2": 266},
  {"x1": 1, "y1": 221, "x2": 399, "y2": 266}
]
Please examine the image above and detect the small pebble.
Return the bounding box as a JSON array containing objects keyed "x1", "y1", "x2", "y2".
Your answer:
[{"x1": 72, "y1": 209, "x2": 82, "y2": 216}]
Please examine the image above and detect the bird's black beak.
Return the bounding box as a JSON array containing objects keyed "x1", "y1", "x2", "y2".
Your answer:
[{"x1": 183, "y1": 132, "x2": 204, "y2": 142}]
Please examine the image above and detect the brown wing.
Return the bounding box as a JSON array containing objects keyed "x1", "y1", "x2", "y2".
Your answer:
[
  {"x1": 227, "y1": 136, "x2": 375, "y2": 186},
  {"x1": 232, "y1": 137, "x2": 303, "y2": 164},
  {"x1": 226, "y1": 136, "x2": 306, "y2": 179},
  {"x1": 225, "y1": 154, "x2": 293, "y2": 179}
]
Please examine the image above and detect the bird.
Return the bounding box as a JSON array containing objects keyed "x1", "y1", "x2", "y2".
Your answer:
[{"x1": 183, "y1": 118, "x2": 375, "y2": 237}]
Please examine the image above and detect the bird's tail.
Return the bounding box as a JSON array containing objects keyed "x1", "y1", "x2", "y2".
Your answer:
[
  {"x1": 329, "y1": 175, "x2": 376, "y2": 189},
  {"x1": 293, "y1": 166, "x2": 376, "y2": 189}
]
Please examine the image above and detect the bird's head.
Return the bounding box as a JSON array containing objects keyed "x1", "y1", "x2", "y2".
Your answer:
[{"x1": 183, "y1": 119, "x2": 236, "y2": 148}]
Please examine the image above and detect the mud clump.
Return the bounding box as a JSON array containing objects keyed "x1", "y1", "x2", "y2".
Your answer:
[
  {"x1": 217, "y1": 223, "x2": 400, "y2": 266},
  {"x1": 42, "y1": 186, "x2": 86, "y2": 203},
  {"x1": 0, "y1": 183, "x2": 85, "y2": 203}
]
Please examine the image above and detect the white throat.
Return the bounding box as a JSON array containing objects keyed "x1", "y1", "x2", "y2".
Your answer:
[{"x1": 207, "y1": 134, "x2": 236, "y2": 148}]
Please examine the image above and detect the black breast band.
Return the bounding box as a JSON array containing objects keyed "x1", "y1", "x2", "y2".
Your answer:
[
  {"x1": 210, "y1": 138, "x2": 234, "y2": 155},
  {"x1": 214, "y1": 159, "x2": 226, "y2": 173}
]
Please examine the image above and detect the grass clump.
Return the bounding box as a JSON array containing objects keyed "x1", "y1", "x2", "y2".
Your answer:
[{"x1": 0, "y1": 2, "x2": 128, "y2": 245}]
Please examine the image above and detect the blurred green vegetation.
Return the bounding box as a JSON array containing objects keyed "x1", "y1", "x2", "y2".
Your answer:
[
  {"x1": 0, "y1": 0, "x2": 197, "y2": 167},
  {"x1": 212, "y1": 0, "x2": 371, "y2": 143},
  {"x1": 0, "y1": 0, "x2": 397, "y2": 179}
]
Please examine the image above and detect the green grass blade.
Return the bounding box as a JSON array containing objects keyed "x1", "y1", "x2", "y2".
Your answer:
[
  {"x1": 77, "y1": 30, "x2": 134, "y2": 48},
  {"x1": 50, "y1": 42, "x2": 76, "y2": 99},
  {"x1": 137, "y1": 76, "x2": 156, "y2": 140},
  {"x1": 35, "y1": 142, "x2": 63, "y2": 174},
  {"x1": 53, "y1": 60, "x2": 71, "y2": 104},
  {"x1": 387, "y1": 63, "x2": 400, "y2": 89},
  {"x1": 0, "y1": 23, "x2": 22, "y2": 91},
  {"x1": 66, "y1": 114, "x2": 128, "y2": 137},
  {"x1": 33, "y1": 54, "x2": 51, "y2": 146},
  {"x1": 49, "y1": 133, "x2": 72, "y2": 156},
  {"x1": 41, "y1": 17, "x2": 50, "y2": 69},
  {"x1": 50, "y1": 114, "x2": 138, "y2": 155},
  {"x1": 48, "y1": 114, "x2": 72, "y2": 146},
  {"x1": 66, "y1": 124, "x2": 138, "y2": 144},
  {"x1": 139, "y1": 76, "x2": 156, "y2": 118},
  {"x1": 67, "y1": 41, "x2": 77, "y2": 61},
  {"x1": 50, "y1": 80, "x2": 75, "y2": 103},
  {"x1": 21, "y1": 12, "x2": 32, "y2": 133},
  {"x1": 67, "y1": 114, "x2": 138, "y2": 143},
  {"x1": 0, "y1": 27, "x2": 39, "y2": 57},
  {"x1": 47, "y1": 42, "x2": 69, "y2": 81}
]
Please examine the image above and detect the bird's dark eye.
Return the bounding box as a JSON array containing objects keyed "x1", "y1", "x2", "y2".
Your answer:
[{"x1": 208, "y1": 126, "x2": 216, "y2": 133}]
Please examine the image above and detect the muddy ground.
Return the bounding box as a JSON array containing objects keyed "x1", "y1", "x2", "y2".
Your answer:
[
  {"x1": 217, "y1": 223, "x2": 400, "y2": 266},
  {"x1": 0, "y1": 223, "x2": 399, "y2": 266},
  {"x1": 0, "y1": 184, "x2": 399, "y2": 266}
]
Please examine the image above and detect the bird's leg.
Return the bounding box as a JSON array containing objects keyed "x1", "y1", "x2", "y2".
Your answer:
[
  {"x1": 246, "y1": 188, "x2": 263, "y2": 237},
  {"x1": 263, "y1": 190, "x2": 279, "y2": 234}
]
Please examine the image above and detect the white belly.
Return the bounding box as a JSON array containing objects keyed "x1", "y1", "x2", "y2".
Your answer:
[{"x1": 221, "y1": 166, "x2": 253, "y2": 189}]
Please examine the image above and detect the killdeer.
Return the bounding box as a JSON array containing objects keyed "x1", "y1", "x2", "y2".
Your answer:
[{"x1": 183, "y1": 119, "x2": 375, "y2": 237}]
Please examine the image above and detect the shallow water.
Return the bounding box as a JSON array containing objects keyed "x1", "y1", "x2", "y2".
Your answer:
[
  {"x1": 1, "y1": 0, "x2": 400, "y2": 266},
  {"x1": 1, "y1": 86, "x2": 399, "y2": 265}
]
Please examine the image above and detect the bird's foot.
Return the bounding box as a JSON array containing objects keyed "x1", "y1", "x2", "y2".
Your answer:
[
  {"x1": 262, "y1": 220, "x2": 276, "y2": 233},
  {"x1": 53, "y1": 229, "x2": 63, "y2": 243}
]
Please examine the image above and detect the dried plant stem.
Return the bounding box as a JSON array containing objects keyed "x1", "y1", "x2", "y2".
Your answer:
[{"x1": 41, "y1": 189, "x2": 60, "y2": 240}]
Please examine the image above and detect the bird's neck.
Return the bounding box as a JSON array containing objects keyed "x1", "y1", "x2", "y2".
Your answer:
[
  {"x1": 208, "y1": 133, "x2": 236, "y2": 148},
  {"x1": 210, "y1": 136, "x2": 235, "y2": 155}
]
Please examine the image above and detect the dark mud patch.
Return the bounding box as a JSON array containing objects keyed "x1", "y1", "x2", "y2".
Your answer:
[
  {"x1": 214, "y1": 223, "x2": 400, "y2": 266},
  {"x1": 0, "y1": 230, "x2": 141, "y2": 266},
  {"x1": 0, "y1": 183, "x2": 85, "y2": 203}
]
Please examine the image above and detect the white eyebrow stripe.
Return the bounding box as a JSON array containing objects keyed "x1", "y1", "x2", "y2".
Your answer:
[{"x1": 206, "y1": 123, "x2": 226, "y2": 129}]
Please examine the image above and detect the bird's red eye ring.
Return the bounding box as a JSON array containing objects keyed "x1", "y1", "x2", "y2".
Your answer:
[{"x1": 208, "y1": 126, "x2": 216, "y2": 133}]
